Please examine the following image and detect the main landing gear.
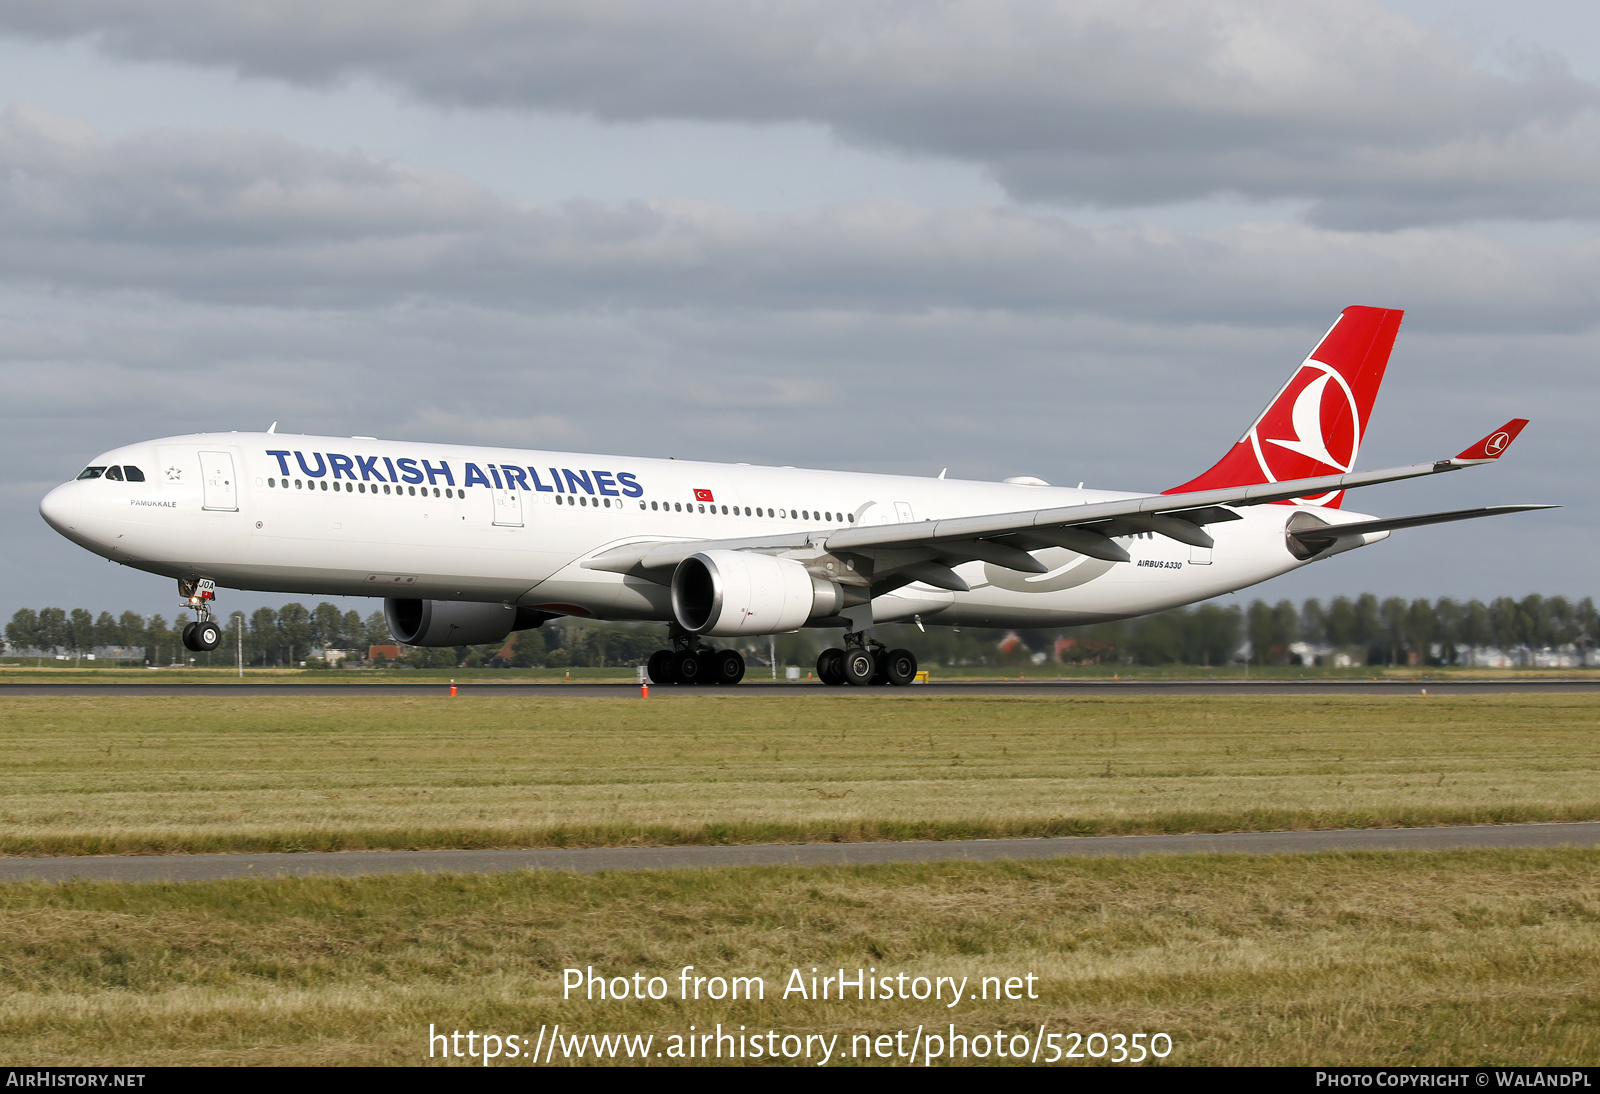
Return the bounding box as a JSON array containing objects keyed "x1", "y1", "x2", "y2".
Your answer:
[
  {"x1": 817, "y1": 633, "x2": 917, "y2": 687},
  {"x1": 647, "y1": 632, "x2": 745, "y2": 686},
  {"x1": 178, "y1": 577, "x2": 223, "y2": 652}
]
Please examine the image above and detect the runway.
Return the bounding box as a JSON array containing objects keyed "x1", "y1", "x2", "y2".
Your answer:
[
  {"x1": 3, "y1": 822, "x2": 1598, "y2": 884},
  {"x1": 2, "y1": 678, "x2": 1597, "y2": 697}
]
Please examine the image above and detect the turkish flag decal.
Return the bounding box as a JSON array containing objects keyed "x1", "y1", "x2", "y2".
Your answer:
[{"x1": 693, "y1": 488, "x2": 714, "y2": 502}]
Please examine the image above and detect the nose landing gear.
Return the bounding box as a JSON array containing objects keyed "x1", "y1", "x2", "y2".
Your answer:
[{"x1": 179, "y1": 578, "x2": 223, "y2": 652}]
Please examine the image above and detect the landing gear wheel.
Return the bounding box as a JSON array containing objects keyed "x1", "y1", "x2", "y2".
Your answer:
[
  {"x1": 870, "y1": 655, "x2": 890, "y2": 685},
  {"x1": 712, "y1": 649, "x2": 746, "y2": 685},
  {"x1": 817, "y1": 648, "x2": 845, "y2": 686},
  {"x1": 843, "y1": 648, "x2": 876, "y2": 687},
  {"x1": 674, "y1": 650, "x2": 706, "y2": 685},
  {"x1": 884, "y1": 648, "x2": 918, "y2": 686},
  {"x1": 183, "y1": 620, "x2": 222, "y2": 652},
  {"x1": 647, "y1": 649, "x2": 676, "y2": 685}
]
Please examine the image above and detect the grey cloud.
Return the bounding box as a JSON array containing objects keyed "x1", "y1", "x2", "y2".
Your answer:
[
  {"x1": 5, "y1": 106, "x2": 1600, "y2": 331},
  {"x1": 3, "y1": 1, "x2": 1599, "y2": 227}
]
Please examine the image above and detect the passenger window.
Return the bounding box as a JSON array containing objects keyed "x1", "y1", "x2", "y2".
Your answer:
[
  {"x1": 295, "y1": 480, "x2": 303, "y2": 489},
  {"x1": 407, "y1": 486, "x2": 415, "y2": 496},
  {"x1": 77, "y1": 467, "x2": 106, "y2": 480},
  {"x1": 433, "y1": 487, "x2": 440, "y2": 497},
  {"x1": 651, "y1": 501, "x2": 658, "y2": 510}
]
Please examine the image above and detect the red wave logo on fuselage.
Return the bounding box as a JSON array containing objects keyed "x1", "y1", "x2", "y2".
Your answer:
[{"x1": 1246, "y1": 358, "x2": 1362, "y2": 505}]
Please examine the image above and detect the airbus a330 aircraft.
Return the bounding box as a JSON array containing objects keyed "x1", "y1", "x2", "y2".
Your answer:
[{"x1": 40, "y1": 306, "x2": 1550, "y2": 686}]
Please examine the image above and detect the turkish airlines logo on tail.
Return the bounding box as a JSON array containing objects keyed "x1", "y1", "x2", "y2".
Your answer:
[
  {"x1": 1484, "y1": 431, "x2": 1511, "y2": 456},
  {"x1": 1247, "y1": 358, "x2": 1362, "y2": 505}
]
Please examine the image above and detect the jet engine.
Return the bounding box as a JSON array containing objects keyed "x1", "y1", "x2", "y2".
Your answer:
[
  {"x1": 384, "y1": 599, "x2": 547, "y2": 647},
  {"x1": 671, "y1": 551, "x2": 843, "y2": 637}
]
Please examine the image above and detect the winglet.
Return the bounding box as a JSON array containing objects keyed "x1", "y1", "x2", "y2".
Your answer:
[{"x1": 1454, "y1": 419, "x2": 1529, "y2": 463}]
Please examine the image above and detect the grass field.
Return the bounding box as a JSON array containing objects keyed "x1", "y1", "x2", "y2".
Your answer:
[
  {"x1": 1, "y1": 694, "x2": 1597, "y2": 855},
  {"x1": 1, "y1": 850, "x2": 1596, "y2": 1066},
  {"x1": 3, "y1": 662, "x2": 1595, "y2": 682}
]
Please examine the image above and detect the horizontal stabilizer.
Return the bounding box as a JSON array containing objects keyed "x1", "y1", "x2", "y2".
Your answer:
[{"x1": 1288, "y1": 504, "x2": 1558, "y2": 550}]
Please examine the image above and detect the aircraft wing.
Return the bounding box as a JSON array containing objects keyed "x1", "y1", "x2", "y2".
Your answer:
[{"x1": 583, "y1": 420, "x2": 1537, "y2": 591}]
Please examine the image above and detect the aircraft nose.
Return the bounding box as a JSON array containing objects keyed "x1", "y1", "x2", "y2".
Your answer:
[{"x1": 39, "y1": 481, "x2": 80, "y2": 534}]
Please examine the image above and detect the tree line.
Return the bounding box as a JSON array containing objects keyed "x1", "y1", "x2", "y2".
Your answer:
[
  {"x1": 0, "y1": 602, "x2": 665, "y2": 669},
  {"x1": 3, "y1": 604, "x2": 388, "y2": 667},
  {"x1": 4, "y1": 592, "x2": 1594, "y2": 669},
  {"x1": 1042, "y1": 593, "x2": 1598, "y2": 667}
]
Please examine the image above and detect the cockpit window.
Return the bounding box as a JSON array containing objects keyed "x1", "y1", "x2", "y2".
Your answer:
[
  {"x1": 105, "y1": 466, "x2": 124, "y2": 481},
  {"x1": 122, "y1": 466, "x2": 145, "y2": 482},
  {"x1": 77, "y1": 467, "x2": 107, "y2": 480}
]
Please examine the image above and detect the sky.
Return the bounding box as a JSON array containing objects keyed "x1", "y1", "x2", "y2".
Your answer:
[{"x1": 0, "y1": 0, "x2": 1595, "y2": 625}]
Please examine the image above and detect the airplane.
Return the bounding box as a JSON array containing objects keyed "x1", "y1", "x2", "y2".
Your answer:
[{"x1": 38, "y1": 305, "x2": 1551, "y2": 686}]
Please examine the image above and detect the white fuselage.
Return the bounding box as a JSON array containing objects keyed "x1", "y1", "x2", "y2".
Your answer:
[{"x1": 39, "y1": 432, "x2": 1384, "y2": 629}]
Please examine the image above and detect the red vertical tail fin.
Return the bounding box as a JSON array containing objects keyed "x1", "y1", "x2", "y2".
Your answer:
[{"x1": 1164, "y1": 305, "x2": 1403, "y2": 508}]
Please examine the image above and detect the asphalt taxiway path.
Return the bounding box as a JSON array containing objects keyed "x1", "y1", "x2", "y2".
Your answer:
[
  {"x1": 3, "y1": 823, "x2": 1597, "y2": 884},
  {"x1": 3, "y1": 678, "x2": 1598, "y2": 697}
]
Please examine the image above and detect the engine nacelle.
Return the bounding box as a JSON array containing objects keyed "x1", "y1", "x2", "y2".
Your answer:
[
  {"x1": 384, "y1": 598, "x2": 521, "y2": 647},
  {"x1": 671, "y1": 551, "x2": 843, "y2": 637}
]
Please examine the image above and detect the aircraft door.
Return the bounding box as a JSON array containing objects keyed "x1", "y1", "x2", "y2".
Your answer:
[
  {"x1": 894, "y1": 501, "x2": 915, "y2": 523},
  {"x1": 492, "y1": 488, "x2": 523, "y2": 527},
  {"x1": 199, "y1": 451, "x2": 238, "y2": 511}
]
